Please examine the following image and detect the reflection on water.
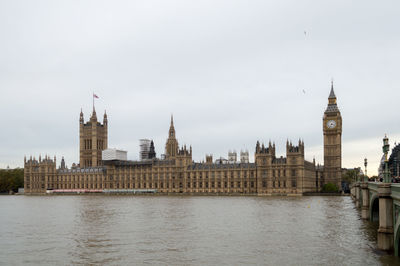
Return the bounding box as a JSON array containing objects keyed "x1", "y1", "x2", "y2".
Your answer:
[{"x1": 0, "y1": 195, "x2": 398, "y2": 265}]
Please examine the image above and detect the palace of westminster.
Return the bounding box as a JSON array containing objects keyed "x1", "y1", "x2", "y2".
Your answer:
[{"x1": 24, "y1": 85, "x2": 343, "y2": 195}]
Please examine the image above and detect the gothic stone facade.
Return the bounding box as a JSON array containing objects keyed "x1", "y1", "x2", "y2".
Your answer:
[
  {"x1": 24, "y1": 86, "x2": 342, "y2": 195},
  {"x1": 323, "y1": 83, "x2": 342, "y2": 189},
  {"x1": 79, "y1": 108, "x2": 108, "y2": 168}
]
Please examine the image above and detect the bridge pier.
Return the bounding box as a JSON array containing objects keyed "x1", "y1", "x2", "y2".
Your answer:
[
  {"x1": 350, "y1": 185, "x2": 356, "y2": 200},
  {"x1": 354, "y1": 183, "x2": 361, "y2": 208},
  {"x1": 377, "y1": 183, "x2": 394, "y2": 251},
  {"x1": 361, "y1": 182, "x2": 369, "y2": 220}
]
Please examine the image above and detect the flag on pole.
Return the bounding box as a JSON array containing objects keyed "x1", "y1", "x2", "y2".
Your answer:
[{"x1": 92, "y1": 93, "x2": 99, "y2": 111}]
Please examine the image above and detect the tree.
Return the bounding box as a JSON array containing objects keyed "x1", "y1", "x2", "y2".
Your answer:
[
  {"x1": 342, "y1": 169, "x2": 359, "y2": 184},
  {"x1": 322, "y1": 183, "x2": 339, "y2": 193},
  {"x1": 0, "y1": 168, "x2": 24, "y2": 193}
]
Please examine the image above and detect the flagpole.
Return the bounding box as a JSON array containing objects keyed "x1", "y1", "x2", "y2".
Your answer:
[{"x1": 92, "y1": 92, "x2": 99, "y2": 113}]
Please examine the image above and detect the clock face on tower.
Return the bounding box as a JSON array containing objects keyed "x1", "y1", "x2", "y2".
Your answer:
[{"x1": 327, "y1": 120, "x2": 337, "y2": 129}]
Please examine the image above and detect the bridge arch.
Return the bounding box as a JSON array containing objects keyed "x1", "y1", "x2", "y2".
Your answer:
[{"x1": 369, "y1": 195, "x2": 379, "y2": 223}]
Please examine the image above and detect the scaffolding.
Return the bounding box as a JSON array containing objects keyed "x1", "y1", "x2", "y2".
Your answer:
[
  {"x1": 102, "y1": 148, "x2": 128, "y2": 161},
  {"x1": 140, "y1": 139, "x2": 151, "y2": 160}
]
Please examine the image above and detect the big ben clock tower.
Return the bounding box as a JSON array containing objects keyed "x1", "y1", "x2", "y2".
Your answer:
[{"x1": 323, "y1": 81, "x2": 342, "y2": 190}]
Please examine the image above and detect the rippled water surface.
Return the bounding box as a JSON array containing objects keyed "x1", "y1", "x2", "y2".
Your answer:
[{"x1": 0, "y1": 195, "x2": 398, "y2": 265}]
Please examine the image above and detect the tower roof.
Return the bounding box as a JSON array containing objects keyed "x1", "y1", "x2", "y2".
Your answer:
[
  {"x1": 325, "y1": 81, "x2": 340, "y2": 113},
  {"x1": 329, "y1": 81, "x2": 336, "y2": 99},
  {"x1": 325, "y1": 104, "x2": 339, "y2": 113},
  {"x1": 169, "y1": 114, "x2": 175, "y2": 133},
  {"x1": 79, "y1": 108, "x2": 84, "y2": 124},
  {"x1": 90, "y1": 107, "x2": 97, "y2": 121},
  {"x1": 166, "y1": 115, "x2": 178, "y2": 157}
]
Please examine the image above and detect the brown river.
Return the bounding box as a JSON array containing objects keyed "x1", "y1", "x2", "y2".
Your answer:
[{"x1": 0, "y1": 195, "x2": 398, "y2": 265}]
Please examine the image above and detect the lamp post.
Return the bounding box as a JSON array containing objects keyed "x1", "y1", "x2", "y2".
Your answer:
[
  {"x1": 364, "y1": 158, "x2": 368, "y2": 182},
  {"x1": 382, "y1": 134, "x2": 390, "y2": 183}
]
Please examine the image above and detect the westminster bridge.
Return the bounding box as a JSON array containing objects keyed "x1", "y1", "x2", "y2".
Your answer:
[{"x1": 351, "y1": 181, "x2": 400, "y2": 255}]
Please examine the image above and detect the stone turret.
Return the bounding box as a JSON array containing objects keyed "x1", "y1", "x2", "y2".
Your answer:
[
  {"x1": 176, "y1": 144, "x2": 192, "y2": 167},
  {"x1": 61, "y1": 157, "x2": 66, "y2": 169},
  {"x1": 286, "y1": 139, "x2": 305, "y2": 166},
  {"x1": 149, "y1": 140, "x2": 156, "y2": 159},
  {"x1": 79, "y1": 107, "x2": 108, "y2": 168},
  {"x1": 80, "y1": 108, "x2": 84, "y2": 124},
  {"x1": 165, "y1": 115, "x2": 179, "y2": 158},
  {"x1": 24, "y1": 155, "x2": 57, "y2": 193},
  {"x1": 255, "y1": 141, "x2": 274, "y2": 166},
  {"x1": 103, "y1": 110, "x2": 108, "y2": 126},
  {"x1": 286, "y1": 139, "x2": 304, "y2": 155},
  {"x1": 255, "y1": 141, "x2": 275, "y2": 155}
]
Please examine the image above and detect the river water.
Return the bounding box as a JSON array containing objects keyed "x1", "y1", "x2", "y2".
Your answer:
[{"x1": 0, "y1": 195, "x2": 398, "y2": 265}]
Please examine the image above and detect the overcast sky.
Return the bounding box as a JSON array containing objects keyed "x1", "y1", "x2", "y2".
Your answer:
[{"x1": 1, "y1": 0, "x2": 399, "y2": 175}]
